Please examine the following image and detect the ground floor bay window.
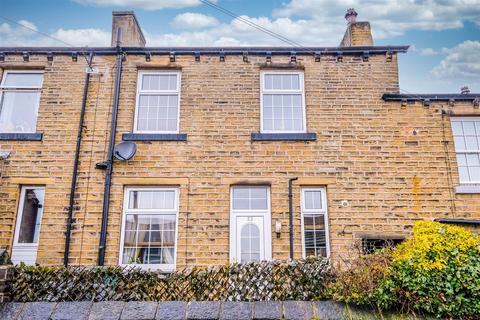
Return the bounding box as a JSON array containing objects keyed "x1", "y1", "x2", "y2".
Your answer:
[
  {"x1": 230, "y1": 186, "x2": 272, "y2": 263},
  {"x1": 301, "y1": 187, "x2": 330, "y2": 257},
  {"x1": 120, "y1": 187, "x2": 179, "y2": 271}
]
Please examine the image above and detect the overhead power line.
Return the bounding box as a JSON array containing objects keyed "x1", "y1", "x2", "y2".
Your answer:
[{"x1": 199, "y1": 0, "x2": 417, "y2": 98}]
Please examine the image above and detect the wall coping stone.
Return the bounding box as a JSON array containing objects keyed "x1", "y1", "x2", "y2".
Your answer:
[{"x1": 0, "y1": 301, "x2": 370, "y2": 320}]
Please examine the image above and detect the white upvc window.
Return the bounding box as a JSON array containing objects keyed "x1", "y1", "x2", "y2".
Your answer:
[
  {"x1": 120, "y1": 187, "x2": 179, "y2": 271},
  {"x1": 12, "y1": 186, "x2": 45, "y2": 265},
  {"x1": 230, "y1": 186, "x2": 272, "y2": 264},
  {"x1": 0, "y1": 70, "x2": 44, "y2": 133},
  {"x1": 260, "y1": 71, "x2": 306, "y2": 133},
  {"x1": 301, "y1": 187, "x2": 330, "y2": 258},
  {"x1": 134, "y1": 71, "x2": 181, "y2": 133},
  {"x1": 451, "y1": 117, "x2": 480, "y2": 184}
]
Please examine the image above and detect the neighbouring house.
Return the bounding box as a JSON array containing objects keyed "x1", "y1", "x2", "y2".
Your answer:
[{"x1": 0, "y1": 9, "x2": 478, "y2": 272}]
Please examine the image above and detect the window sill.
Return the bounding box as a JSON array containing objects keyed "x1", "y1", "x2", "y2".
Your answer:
[
  {"x1": 251, "y1": 133, "x2": 316, "y2": 141},
  {"x1": 455, "y1": 184, "x2": 480, "y2": 194},
  {"x1": 122, "y1": 133, "x2": 187, "y2": 141},
  {"x1": 0, "y1": 133, "x2": 43, "y2": 141}
]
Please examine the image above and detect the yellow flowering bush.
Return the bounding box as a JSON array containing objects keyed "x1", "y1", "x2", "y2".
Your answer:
[
  {"x1": 378, "y1": 220, "x2": 480, "y2": 318},
  {"x1": 392, "y1": 220, "x2": 480, "y2": 271}
]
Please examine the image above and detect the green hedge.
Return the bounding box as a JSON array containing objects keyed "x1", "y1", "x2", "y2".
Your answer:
[{"x1": 12, "y1": 256, "x2": 332, "y2": 302}]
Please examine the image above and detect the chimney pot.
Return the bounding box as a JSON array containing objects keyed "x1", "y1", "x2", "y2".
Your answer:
[
  {"x1": 340, "y1": 8, "x2": 373, "y2": 47},
  {"x1": 345, "y1": 8, "x2": 358, "y2": 24},
  {"x1": 461, "y1": 86, "x2": 470, "y2": 94}
]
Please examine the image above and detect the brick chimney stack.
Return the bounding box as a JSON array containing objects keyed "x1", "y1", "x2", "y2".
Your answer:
[
  {"x1": 111, "y1": 11, "x2": 146, "y2": 47},
  {"x1": 340, "y1": 9, "x2": 373, "y2": 47}
]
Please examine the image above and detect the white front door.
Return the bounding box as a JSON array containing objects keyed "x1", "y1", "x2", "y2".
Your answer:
[
  {"x1": 230, "y1": 186, "x2": 272, "y2": 263},
  {"x1": 12, "y1": 186, "x2": 45, "y2": 265}
]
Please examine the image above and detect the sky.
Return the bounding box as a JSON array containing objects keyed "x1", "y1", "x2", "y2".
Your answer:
[{"x1": 0, "y1": 0, "x2": 479, "y2": 93}]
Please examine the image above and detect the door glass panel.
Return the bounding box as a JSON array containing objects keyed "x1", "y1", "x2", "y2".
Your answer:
[
  {"x1": 240, "y1": 223, "x2": 260, "y2": 263},
  {"x1": 17, "y1": 188, "x2": 45, "y2": 244}
]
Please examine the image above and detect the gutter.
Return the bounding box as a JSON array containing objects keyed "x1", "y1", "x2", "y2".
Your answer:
[
  {"x1": 97, "y1": 29, "x2": 123, "y2": 266},
  {"x1": 0, "y1": 45, "x2": 409, "y2": 56},
  {"x1": 63, "y1": 52, "x2": 94, "y2": 267},
  {"x1": 382, "y1": 93, "x2": 480, "y2": 102},
  {"x1": 288, "y1": 177, "x2": 298, "y2": 259},
  {"x1": 434, "y1": 218, "x2": 480, "y2": 226}
]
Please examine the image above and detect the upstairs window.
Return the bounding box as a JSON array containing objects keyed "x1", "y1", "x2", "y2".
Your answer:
[
  {"x1": 451, "y1": 117, "x2": 480, "y2": 184},
  {"x1": 0, "y1": 71, "x2": 43, "y2": 133},
  {"x1": 260, "y1": 71, "x2": 306, "y2": 133},
  {"x1": 134, "y1": 71, "x2": 181, "y2": 133}
]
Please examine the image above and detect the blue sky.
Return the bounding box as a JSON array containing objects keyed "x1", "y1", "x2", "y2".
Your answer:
[{"x1": 1, "y1": 0, "x2": 479, "y2": 93}]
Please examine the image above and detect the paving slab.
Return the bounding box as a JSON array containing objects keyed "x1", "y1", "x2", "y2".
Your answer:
[
  {"x1": 51, "y1": 301, "x2": 92, "y2": 320},
  {"x1": 89, "y1": 301, "x2": 126, "y2": 320},
  {"x1": 156, "y1": 301, "x2": 187, "y2": 320},
  {"x1": 120, "y1": 301, "x2": 158, "y2": 320},
  {"x1": 0, "y1": 302, "x2": 25, "y2": 320},
  {"x1": 283, "y1": 301, "x2": 314, "y2": 320},
  {"x1": 221, "y1": 301, "x2": 252, "y2": 320},
  {"x1": 19, "y1": 302, "x2": 56, "y2": 320},
  {"x1": 187, "y1": 301, "x2": 221, "y2": 320},
  {"x1": 253, "y1": 301, "x2": 282, "y2": 320}
]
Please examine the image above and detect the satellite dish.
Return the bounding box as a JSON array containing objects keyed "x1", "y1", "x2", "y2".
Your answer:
[{"x1": 113, "y1": 141, "x2": 137, "y2": 161}]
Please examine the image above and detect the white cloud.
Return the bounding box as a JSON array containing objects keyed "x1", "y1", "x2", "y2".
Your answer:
[
  {"x1": 73, "y1": 0, "x2": 212, "y2": 10},
  {"x1": 172, "y1": 12, "x2": 219, "y2": 29},
  {"x1": 419, "y1": 48, "x2": 438, "y2": 56},
  {"x1": 0, "y1": 20, "x2": 109, "y2": 47},
  {"x1": 274, "y1": 0, "x2": 480, "y2": 40},
  {"x1": 431, "y1": 40, "x2": 480, "y2": 79}
]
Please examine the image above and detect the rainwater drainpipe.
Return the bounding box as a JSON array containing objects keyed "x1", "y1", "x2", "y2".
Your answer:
[
  {"x1": 63, "y1": 52, "x2": 94, "y2": 267},
  {"x1": 288, "y1": 177, "x2": 298, "y2": 259},
  {"x1": 98, "y1": 28, "x2": 123, "y2": 265}
]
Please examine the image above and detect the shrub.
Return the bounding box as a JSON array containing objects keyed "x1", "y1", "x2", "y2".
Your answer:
[
  {"x1": 379, "y1": 220, "x2": 480, "y2": 318},
  {"x1": 330, "y1": 246, "x2": 393, "y2": 306}
]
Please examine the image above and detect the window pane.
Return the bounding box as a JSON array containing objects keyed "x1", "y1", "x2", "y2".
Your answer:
[
  {"x1": 141, "y1": 74, "x2": 177, "y2": 91},
  {"x1": 463, "y1": 122, "x2": 476, "y2": 135},
  {"x1": 136, "y1": 94, "x2": 178, "y2": 132},
  {"x1": 451, "y1": 121, "x2": 463, "y2": 135},
  {"x1": 454, "y1": 136, "x2": 466, "y2": 150},
  {"x1": 262, "y1": 93, "x2": 303, "y2": 132},
  {"x1": 129, "y1": 190, "x2": 176, "y2": 209},
  {"x1": 240, "y1": 223, "x2": 260, "y2": 263},
  {"x1": 264, "y1": 74, "x2": 300, "y2": 90},
  {"x1": 304, "y1": 191, "x2": 322, "y2": 210},
  {"x1": 17, "y1": 188, "x2": 45, "y2": 244},
  {"x1": 4, "y1": 73, "x2": 43, "y2": 87},
  {"x1": 0, "y1": 92, "x2": 40, "y2": 133},
  {"x1": 459, "y1": 166, "x2": 470, "y2": 182},
  {"x1": 232, "y1": 187, "x2": 268, "y2": 210},
  {"x1": 122, "y1": 213, "x2": 177, "y2": 265},
  {"x1": 469, "y1": 167, "x2": 480, "y2": 182}
]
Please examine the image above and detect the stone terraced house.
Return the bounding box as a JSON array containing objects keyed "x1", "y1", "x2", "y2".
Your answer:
[{"x1": 0, "y1": 10, "x2": 479, "y2": 271}]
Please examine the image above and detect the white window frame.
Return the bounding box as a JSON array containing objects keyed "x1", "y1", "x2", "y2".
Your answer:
[
  {"x1": 0, "y1": 70, "x2": 44, "y2": 133},
  {"x1": 300, "y1": 187, "x2": 330, "y2": 258},
  {"x1": 119, "y1": 186, "x2": 179, "y2": 272},
  {"x1": 134, "y1": 70, "x2": 182, "y2": 134},
  {"x1": 451, "y1": 117, "x2": 480, "y2": 184},
  {"x1": 260, "y1": 71, "x2": 306, "y2": 133},
  {"x1": 12, "y1": 185, "x2": 45, "y2": 265},
  {"x1": 229, "y1": 186, "x2": 272, "y2": 263}
]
